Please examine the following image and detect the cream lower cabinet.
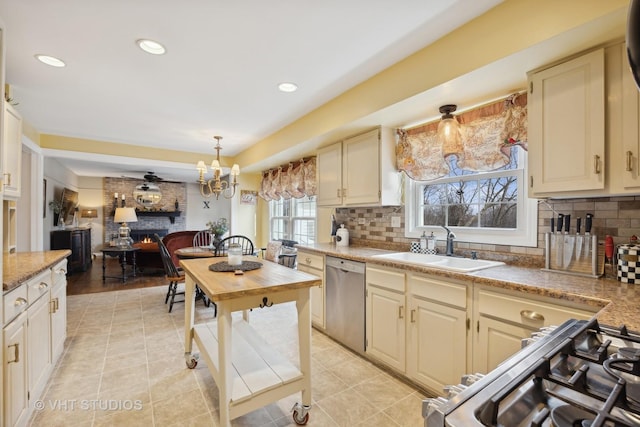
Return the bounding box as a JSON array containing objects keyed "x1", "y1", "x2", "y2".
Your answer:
[
  {"x1": 407, "y1": 273, "x2": 468, "y2": 393},
  {"x1": 365, "y1": 265, "x2": 406, "y2": 372},
  {"x1": 3, "y1": 282, "x2": 29, "y2": 427},
  {"x1": 297, "y1": 251, "x2": 325, "y2": 328},
  {"x1": 3, "y1": 260, "x2": 67, "y2": 427},
  {"x1": 472, "y1": 286, "x2": 598, "y2": 374},
  {"x1": 50, "y1": 260, "x2": 68, "y2": 362}
]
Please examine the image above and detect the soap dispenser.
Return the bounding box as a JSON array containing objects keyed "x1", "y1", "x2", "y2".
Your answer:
[
  {"x1": 428, "y1": 232, "x2": 436, "y2": 251},
  {"x1": 420, "y1": 231, "x2": 427, "y2": 250}
]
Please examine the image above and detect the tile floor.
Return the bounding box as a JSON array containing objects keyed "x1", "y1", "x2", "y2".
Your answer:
[{"x1": 28, "y1": 286, "x2": 427, "y2": 426}]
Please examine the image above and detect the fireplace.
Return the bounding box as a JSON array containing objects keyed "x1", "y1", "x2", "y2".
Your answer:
[{"x1": 129, "y1": 229, "x2": 169, "y2": 243}]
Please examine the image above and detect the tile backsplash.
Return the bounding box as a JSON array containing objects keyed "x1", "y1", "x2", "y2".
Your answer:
[{"x1": 334, "y1": 195, "x2": 640, "y2": 267}]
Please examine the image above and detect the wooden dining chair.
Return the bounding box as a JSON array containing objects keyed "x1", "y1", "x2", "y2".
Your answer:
[
  {"x1": 192, "y1": 230, "x2": 213, "y2": 248},
  {"x1": 154, "y1": 234, "x2": 186, "y2": 313},
  {"x1": 215, "y1": 235, "x2": 255, "y2": 257}
]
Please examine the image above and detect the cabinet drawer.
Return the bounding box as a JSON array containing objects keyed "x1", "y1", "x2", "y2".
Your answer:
[
  {"x1": 477, "y1": 289, "x2": 596, "y2": 328},
  {"x1": 4, "y1": 285, "x2": 28, "y2": 325},
  {"x1": 298, "y1": 252, "x2": 324, "y2": 271},
  {"x1": 51, "y1": 259, "x2": 68, "y2": 285},
  {"x1": 366, "y1": 265, "x2": 405, "y2": 293},
  {"x1": 27, "y1": 270, "x2": 52, "y2": 304},
  {"x1": 408, "y1": 273, "x2": 467, "y2": 309}
]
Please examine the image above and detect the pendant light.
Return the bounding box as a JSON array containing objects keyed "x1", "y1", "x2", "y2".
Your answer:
[{"x1": 438, "y1": 104, "x2": 463, "y2": 158}]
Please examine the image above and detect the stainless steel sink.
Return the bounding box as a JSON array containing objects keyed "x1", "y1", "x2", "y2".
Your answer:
[{"x1": 371, "y1": 252, "x2": 504, "y2": 272}]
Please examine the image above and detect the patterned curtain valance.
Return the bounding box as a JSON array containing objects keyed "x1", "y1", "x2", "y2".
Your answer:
[
  {"x1": 258, "y1": 157, "x2": 316, "y2": 201},
  {"x1": 397, "y1": 92, "x2": 528, "y2": 181}
]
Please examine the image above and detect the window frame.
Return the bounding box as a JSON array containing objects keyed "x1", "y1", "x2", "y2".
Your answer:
[
  {"x1": 269, "y1": 197, "x2": 316, "y2": 245},
  {"x1": 404, "y1": 154, "x2": 538, "y2": 247}
]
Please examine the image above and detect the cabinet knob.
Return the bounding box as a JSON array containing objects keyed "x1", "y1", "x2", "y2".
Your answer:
[
  {"x1": 13, "y1": 297, "x2": 27, "y2": 307},
  {"x1": 39, "y1": 282, "x2": 49, "y2": 290},
  {"x1": 410, "y1": 309, "x2": 416, "y2": 323},
  {"x1": 399, "y1": 306, "x2": 404, "y2": 319},
  {"x1": 3, "y1": 172, "x2": 11, "y2": 187},
  {"x1": 627, "y1": 151, "x2": 634, "y2": 172},
  {"x1": 305, "y1": 257, "x2": 311, "y2": 264}
]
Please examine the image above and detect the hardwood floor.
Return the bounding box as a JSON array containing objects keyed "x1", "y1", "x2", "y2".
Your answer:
[{"x1": 67, "y1": 255, "x2": 166, "y2": 295}]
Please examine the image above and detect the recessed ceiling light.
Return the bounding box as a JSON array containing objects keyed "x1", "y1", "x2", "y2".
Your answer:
[
  {"x1": 278, "y1": 82, "x2": 298, "y2": 93},
  {"x1": 136, "y1": 39, "x2": 166, "y2": 55},
  {"x1": 35, "y1": 54, "x2": 66, "y2": 67}
]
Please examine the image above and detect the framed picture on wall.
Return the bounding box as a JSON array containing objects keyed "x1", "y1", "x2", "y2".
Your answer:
[{"x1": 240, "y1": 190, "x2": 257, "y2": 205}]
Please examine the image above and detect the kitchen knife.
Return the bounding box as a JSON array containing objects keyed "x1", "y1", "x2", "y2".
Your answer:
[
  {"x1": 563, "y1": 214, "x2": 574, "y2": 268},
  {"x1": 556, "y1": 213, "x2": 564, "y2": 267},
  {"x1": 584, "y1": 213, "x2": 593, "y2": 259},
  {"x1": 575, "y1": 217, "x2": 583, "y2": 260}
]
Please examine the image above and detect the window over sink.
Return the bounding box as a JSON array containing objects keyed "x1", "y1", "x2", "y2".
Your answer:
[{"x1": 405, "y1": 146, "x2": 538, "y2": 247}]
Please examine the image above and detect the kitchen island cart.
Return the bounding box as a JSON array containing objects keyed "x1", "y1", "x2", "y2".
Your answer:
[{"x1": 180, "y1": 256, "x2": 321, "y2": 426}]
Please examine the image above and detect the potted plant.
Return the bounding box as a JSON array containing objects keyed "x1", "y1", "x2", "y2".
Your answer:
[
  {"x1": 49, "y1": 199, "x2": 64, "y2": 228},
  {"x1": 206, "y1": 218, "x2": 228, "y2": 245}
]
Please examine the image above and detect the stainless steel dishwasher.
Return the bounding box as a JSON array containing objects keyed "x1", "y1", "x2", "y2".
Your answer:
[{"x1": 325, "y1": 256, "x2": 366, "y2": 355}]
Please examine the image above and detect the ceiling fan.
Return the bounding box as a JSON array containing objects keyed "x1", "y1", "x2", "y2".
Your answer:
[{"x1": 138, "y1": 171, "x2": 182, "y2": 184}]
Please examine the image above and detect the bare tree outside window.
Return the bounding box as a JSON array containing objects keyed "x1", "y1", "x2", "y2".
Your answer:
[{"x1": 419, "y1": 147, "x2": 521, "y2": 230}]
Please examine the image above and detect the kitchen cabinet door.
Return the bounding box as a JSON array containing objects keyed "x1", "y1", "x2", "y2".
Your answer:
[
  {"x1": 622, "y1": 42, "x2": 640, "y2": 189},
  {"x1": 366, "y1": 284, "x2": 406, "y2": 372},
  {"x1": 2, "y1": 102, "x2": 22, "y2": 198},
  {"x1": 407, "y1": 295, "x2": 466, "y2": 394},
  {"x1": 28, "y1": 294, "x2": 51, "y2": 404},
  {"x1": 3, "y1": 312, "x2": 28, "y2": 427},
  {"x1": 474, "y1": 316, "x2": 533, "y2": 374},
  {"x1": 297, "y1": 251, "x2": 324, "y2": 328},
  {"x1": 528, "y1": 48, "x2": 605, "y2": 196},
  {"x1": 50, "y1": 278, "x2": 67, "y2": 364},
  {"x1": 316, "y1": 127, "x2": 401, "y2": 207},
  {"x1": 316, "y1": 142, "x2": 342, "y2": 206},
  {"x1": 342, "y1": 129, "x2": 381, "y2": 205}
]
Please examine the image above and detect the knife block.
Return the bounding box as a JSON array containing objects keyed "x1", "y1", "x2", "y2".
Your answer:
[{"x1": 543, "y1": 232, "x2": 603, "y2": 278}]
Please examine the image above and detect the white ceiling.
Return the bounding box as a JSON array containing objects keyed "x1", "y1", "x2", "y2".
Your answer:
[
  {"x1": 0, "y1": 0, "x2": 504, "y2": 181},
  {"x1": 0, "y1": 1, "x2": 627, "y2": 183}
]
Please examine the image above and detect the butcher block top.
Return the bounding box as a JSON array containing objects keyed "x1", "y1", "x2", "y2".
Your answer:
[{"x1": 179, "y1": 256, "x2": 320, "y2": 302}]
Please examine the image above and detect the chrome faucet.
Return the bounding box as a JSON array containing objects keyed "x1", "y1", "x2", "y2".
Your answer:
[{"x1": 442, "y1": 226, "x2": 456, "y2": 256}]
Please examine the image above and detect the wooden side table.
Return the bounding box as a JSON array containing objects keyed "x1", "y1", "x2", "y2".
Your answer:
[{"x1": 100, "y1": 245, "x2": 140, "y2": 283}]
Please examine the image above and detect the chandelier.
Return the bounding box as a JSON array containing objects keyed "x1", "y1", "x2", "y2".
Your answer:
[{"x1": 196, "y1": 136, "x2": 240, "y2": 199}]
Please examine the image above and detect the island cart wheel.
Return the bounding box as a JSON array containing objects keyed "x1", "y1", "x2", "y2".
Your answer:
[{"x1": 291, "y1": 403, "x2": 310, "y2": 425}]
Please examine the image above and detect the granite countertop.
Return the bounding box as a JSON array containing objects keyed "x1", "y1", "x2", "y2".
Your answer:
[
  {"x1": 296, "y1": 243, "x2": 639, "y2": 331},
  {"x1": 3, "y1": 250, "x2": 71, "y2": 293}
]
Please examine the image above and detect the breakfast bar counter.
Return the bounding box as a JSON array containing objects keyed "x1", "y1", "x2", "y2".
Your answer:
[{"x1": 179, "y1": 256, "x2": 321, "y2": 427}]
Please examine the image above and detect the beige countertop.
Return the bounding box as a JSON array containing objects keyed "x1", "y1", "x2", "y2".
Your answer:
[
  {"x1": 296, "y1": 243, "x2": 639, "y2": 331},
  {"x1": 3, "y1": 250, "x2": 71, "y2": 293}
]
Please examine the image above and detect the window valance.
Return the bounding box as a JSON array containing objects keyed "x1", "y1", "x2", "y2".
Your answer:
[
  {"x1": 397, "y1": 92, "x2": 528, "y2": 181},
  {"x1": 258, "y1": 157, "x2": 316, "y2": 201}
]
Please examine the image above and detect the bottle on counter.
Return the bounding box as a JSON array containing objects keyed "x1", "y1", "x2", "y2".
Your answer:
[
  {"x1": 428, "y1": 232, "x2": 436, "y2": 251},
  {"x1": 420, "y1": 231, "x2": 427, "y2": 250}
]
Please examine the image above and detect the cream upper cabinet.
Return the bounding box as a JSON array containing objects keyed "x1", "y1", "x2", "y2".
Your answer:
[
  {"x1": 2, "y1": 102, "x2": 22, "y2": 199},
  {"x1": 622, "y1": 43, "x2": 640, "y2": 189},
  {"x1": 527, "y1": 48, "x2": 605, "y2": 197},
  {"x1": 316, "y1": 142, "x2": 343, "y2": 206},
  {"x1": 365, "y1": 265, "x2": 406, "y2": 372},
  {"x1": 407, "y1": 273, "x2": 468, "y2": 394},
  {"x1": 317, "y1": 127, "x2": 401, "y2": 207}
]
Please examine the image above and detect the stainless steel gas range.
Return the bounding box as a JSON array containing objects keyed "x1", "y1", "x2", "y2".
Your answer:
[{"x1": 423, "y1": 318, "x2": 640, "y2": 426}]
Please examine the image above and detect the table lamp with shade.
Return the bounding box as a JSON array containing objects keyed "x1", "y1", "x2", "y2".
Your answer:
[
  {"x1": 80, "y1": 208, "x2": 98, "y2": 227},
  {"x1": 114, "y1": 207, "x2": 137, "y2": 247}
]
